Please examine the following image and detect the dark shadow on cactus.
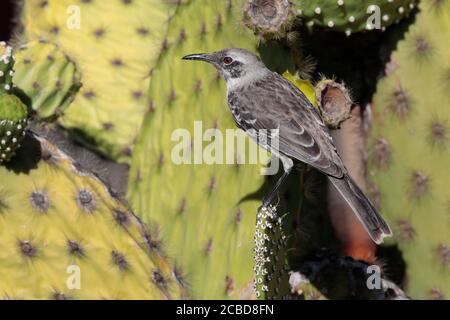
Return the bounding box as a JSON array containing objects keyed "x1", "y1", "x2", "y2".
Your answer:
[
  {"x1": 12, "y1": 87, "x2": 38, "y2": 120},
  {"x1": 259, "y1": 40, "x2": 296, "y2": 75},
  {"x1": 4, "y1": 132, "x2": 41, "y2": 174},
  {"x1": 280, "y1": 168, "x2": 341, "y2": 269},
  {"x1": 0, "y1": 0, "x2": 14, "y2": 41},
  {"x1": 237, "y1": 159, "x2": 284, "y2": 204},
  {"x1": 35, "y1": 125, "x2": 130, "y2": 199},
  {"x1": 292, "y1": 251, "x2": 406, "y2": 300},
  {"x1": 240, "y1": 166, "x2": 338, "y2": 255},
  {"x1": 295, "y1": 9, "x2": 418, "y2": 107},
  {"x1": 376, "y1": 245, "x2": 407, "y2": 289}
]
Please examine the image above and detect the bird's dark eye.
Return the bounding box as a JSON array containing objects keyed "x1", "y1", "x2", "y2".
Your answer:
[{"x1": 223, "y1": 57, "x2": 233, "y2": 65}]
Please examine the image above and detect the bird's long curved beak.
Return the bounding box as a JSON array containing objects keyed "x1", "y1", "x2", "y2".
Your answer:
[{"x1": 182, "y1": 53, "x2": 214, "y2": 63}]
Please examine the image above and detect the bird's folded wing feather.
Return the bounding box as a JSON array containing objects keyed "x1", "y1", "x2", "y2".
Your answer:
[{"x1": 234, "y1": 73, "x2": 345, "y2": 178}]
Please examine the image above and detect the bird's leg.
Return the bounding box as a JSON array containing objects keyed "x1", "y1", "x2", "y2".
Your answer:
[{"x1": 261, "y1": 166, "x2": 292, "y2": 209}]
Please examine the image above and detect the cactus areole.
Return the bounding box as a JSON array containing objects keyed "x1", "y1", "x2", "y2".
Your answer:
[{"x1": 0, "y1": 42, "x2": 29, "y2": 164}]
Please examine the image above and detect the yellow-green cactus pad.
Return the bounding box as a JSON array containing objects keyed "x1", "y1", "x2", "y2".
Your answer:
[
  {"x1": 0, "y1": 134, "x2": 187, "y2": 299},
  {"x1": 129, "y1": 0, "x2": 270, "y2": 299},
  {"x1": 18, "y1": 0, "x2": 175, "y2": 162},
  {"x1": 13, "y1": 40, "x2": 81, "y2": 121},
  {"x1": 367, "y1": 0, "x2": 450, "y2": 299}
]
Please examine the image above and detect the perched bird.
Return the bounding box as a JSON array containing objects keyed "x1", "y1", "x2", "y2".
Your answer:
[{"x1": 182, "y1": 48, "x2": 392, "y2": 244}]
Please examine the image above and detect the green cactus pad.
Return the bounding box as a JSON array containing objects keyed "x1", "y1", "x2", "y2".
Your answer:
[
  {"x1": 293, "y1": 0, "x2": 418, "y2": 35},
  {"x1": 0, "y1": 117, "x2": 28, "y2": 164},
  {"x1": 367, "y1": 0, "x2": 450, "y2": 299},
  {"x1": 0, "y1": 43, "x2": 29, "y2": 164},
  {"x1": 128, "y1": 0, "x2": 272, "y2": 299},
  {"x1": 18, "y1": 0, "x2": 176, "y2": 162},
  {"x1": 0, "y1": 133, "x2": 187, "y2": 299},
  {"x1": 13, "y1": 40, "x2": 81, "y2": 121}
]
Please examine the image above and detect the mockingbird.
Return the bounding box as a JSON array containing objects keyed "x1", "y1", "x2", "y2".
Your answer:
[{"x1": 183, "y1": 48, "x2": 392, "y2": 244}]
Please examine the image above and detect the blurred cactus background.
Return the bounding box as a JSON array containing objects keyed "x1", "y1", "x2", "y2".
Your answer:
[{"x1": 0, "y1": 0, "x2": 448, "y2": 300}]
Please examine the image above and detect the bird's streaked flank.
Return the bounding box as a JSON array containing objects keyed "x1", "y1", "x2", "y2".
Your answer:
[{"x1": 182, "y1": 48, "x2": 392, "y2": 244}]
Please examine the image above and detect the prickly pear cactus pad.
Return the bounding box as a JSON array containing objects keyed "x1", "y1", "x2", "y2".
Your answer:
[
  {"x1": 0, "y1": 133, "x2": 187, "y2": 299},
  {"x1": 128, "y1": 0, "x2": 271, "y2": 299},
  {"x1": 367, "y1": 0, "x2": 450, "y2": 299},
  {"x1": 292, "y1": 0, "x2": 418, "y2": 34},
  {"x1": 0, "y1": 42, "x2": 28, "y2": 164},
  {"x1": 18, "y1": 0, "x2": 175, "y2": 162},
  {"x1": 13, "y1": 40, "x2": 81, "y2": 121}
]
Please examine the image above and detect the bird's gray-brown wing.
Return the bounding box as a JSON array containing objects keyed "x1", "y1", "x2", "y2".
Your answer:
[
  {"x1": 228, "y1": 71, "x2": 392, "y2": 244},
  {"x1": 228, "y1": 72, "x2": 345, "y2": 178}
]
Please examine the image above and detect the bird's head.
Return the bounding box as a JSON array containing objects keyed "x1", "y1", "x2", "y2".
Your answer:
[{"x1": 182, "y1": 48, "x2": 267, "y2": 84}]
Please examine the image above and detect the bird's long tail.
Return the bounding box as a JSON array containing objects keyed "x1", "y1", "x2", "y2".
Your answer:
[{"x1": 328, "y1": 174, "x2": 392, "y2": 244}]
